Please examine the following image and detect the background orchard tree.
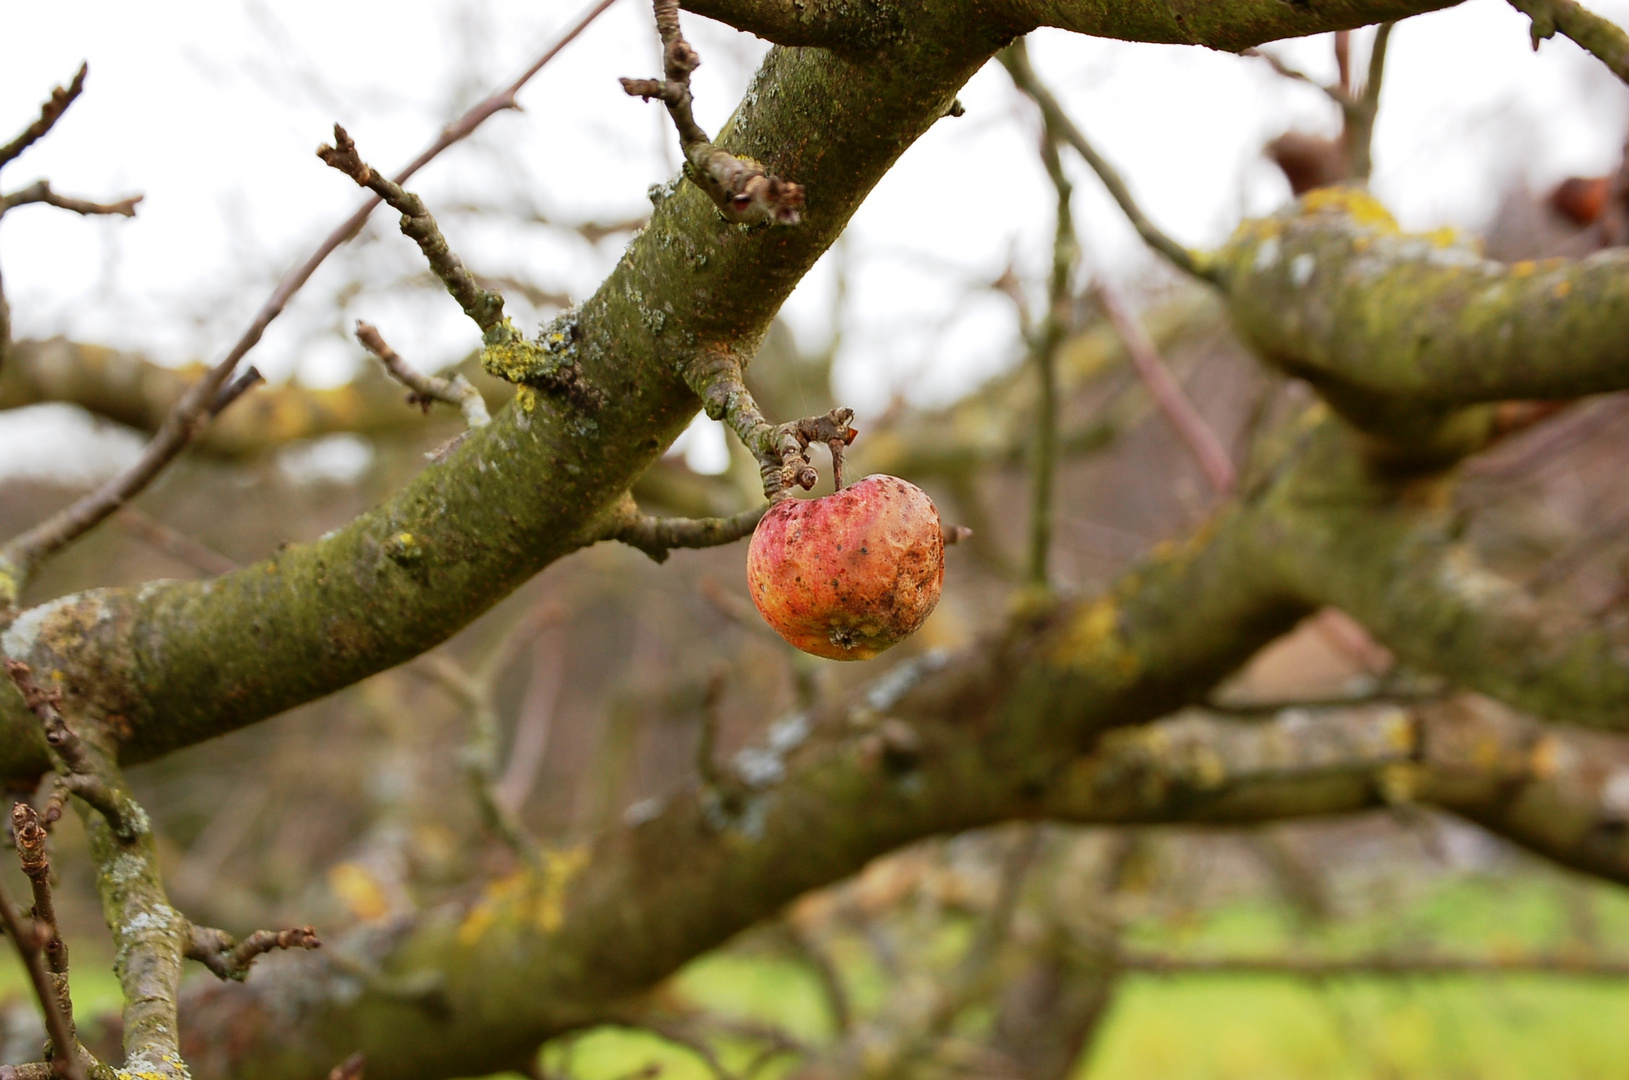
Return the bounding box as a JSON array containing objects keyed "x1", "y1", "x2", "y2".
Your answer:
[{"x1": 3, "y1": 1, "x2": 1629, "y2": 1078}]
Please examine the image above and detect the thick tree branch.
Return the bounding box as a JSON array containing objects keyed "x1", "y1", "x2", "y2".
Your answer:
[
  {"x1": 1268, "y1": 422, "x2": 1629, "y2": 732},
  {"x1": 161, "y1": 484, "x2": 1301, "y2": 1080},
  {"x1": 1016, "y1": 0, "x2": 1456, "y2": 51},
  {"x1": 1220, "y1": 190, "x2": 1629, "y2": 458}
]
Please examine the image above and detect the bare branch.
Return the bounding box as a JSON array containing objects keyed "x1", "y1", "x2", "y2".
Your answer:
[
  {"x1": 184, "y1": 923, "x2": 321, "y2": 982},
  {"x1": 113, "y1": 507, "x2": 240, "y2": 578},
  {"x1": 12, "y1": 804, "x2": 71, "y2": 1025},
  {"x1": 1342, "y1": 22, "x2": 1393, "y2": 183},
  {"x1": 602, "y1": 494, "x2": 766, "y2": 563},
  {"x1": 1242, "y1": 47, "x2": 1346, "y2": 103},
  {"x1": 0, "y1": 180, "x2": 142, "y2": 219},
  {"x1": 1001, "y1": 39, "x2": 1221, "y2": 287},
  {"x1": 0, "y1": 356, "x2": 260, "y2": 608},
  {"x1": 1095, "y1": 282, "x2": 1236, "y2": 496},
  {"x1": 320, "y1": 129, "x2": 507, "y2": 337},
  {"x1": 0, "y1": 874, "x2": 85, "y2": 1080},
  {"x1": 202, "y1": 0, "x2": 617, "y2": 392},
  {"x1": 1026, "y1": 130, "x2": 1075, "y2": 587},
  {"x1": 355, "y1": 321, "x2": 490, "y2": 429},
  {"x1": 623, "y1": 0, "x2": 804, "y2": 225},
  {"x1": 0, "y1": 65, "x2": 87, "y2": 172}
]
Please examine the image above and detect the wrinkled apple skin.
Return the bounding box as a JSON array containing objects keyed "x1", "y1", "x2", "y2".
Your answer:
[{"x1": 747, "y1": 475, "x2": 945, "y2": 661}]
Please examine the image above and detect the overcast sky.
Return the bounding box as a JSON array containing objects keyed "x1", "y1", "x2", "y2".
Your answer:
[{"x1": 2, "y1": 0, "x2": 1626, "y2": 479}]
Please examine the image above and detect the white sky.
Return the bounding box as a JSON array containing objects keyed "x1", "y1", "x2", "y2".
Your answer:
[{"x1": 1, "y1": 0, "x2": 1627, "y2": 479}]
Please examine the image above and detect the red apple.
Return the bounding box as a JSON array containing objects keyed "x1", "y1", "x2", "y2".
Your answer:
[{"x1": 747, "y1": 475, "x2": 945, "y2": 661}]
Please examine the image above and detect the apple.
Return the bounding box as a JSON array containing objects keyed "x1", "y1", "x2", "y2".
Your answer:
[{"x1": 747, "y1": 475, "x2": 945, "y2": 660}]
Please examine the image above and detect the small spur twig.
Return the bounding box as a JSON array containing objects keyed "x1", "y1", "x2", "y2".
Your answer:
[
  {"x1": 355, "y1": 321, "x2": 490, "y2": 429},
  {"x1": 0, "y1": 64, "x2": 86, "y2": 172},
  {"x1": 621, "y1": 0, "x2": 804, "y2": 225},
  {"x1": 184, "y1": 923, "x2": 321, "y2": 982}
]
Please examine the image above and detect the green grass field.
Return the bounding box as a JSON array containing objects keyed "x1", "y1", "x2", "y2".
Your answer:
[
  {"x1": 543, "y1": 873, "x2": 1629, "y2": 1080},
  {"x1": 1, "y1": 873, "x2": 1622, "y2": 1078}
]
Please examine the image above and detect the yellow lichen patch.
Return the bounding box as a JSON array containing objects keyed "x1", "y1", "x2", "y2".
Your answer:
[
  {"x1": 455, "y1": 845, "x2": 591, "y2": 946},
  {"x1": 1381, "y1": 708, "x2": 1416, "y2": 753},
  {"x1": 1530, "y1": 734, "x2": 1567, "y2": 779},
  {"x1": 1048, "y1": 595, "x2": 1138, "y2": 684},
  {"x1": 1423, "y1": 226, "x2": 1460, "y2": 249},
  {"x1": 482, "y1": 338, "x2": 554, "y2": 385},
  {"x1": 457, "y1": 871, "x2": 528, "y2": 946},
  {"x1": 1553, "y1": 279, "x2": 1573, "y2": 299},
  {"x1": 535, "y1": 844, "x2": 590, "y2": 933},
  {"x1": 1377, "y1": 762, "x2": 1420, "y2": 804},
  {"x1": 329, "y1": 862, "x2": 393, "y2": 921},
  {"x1": 1510, "y1": 260, "x2": 1537, "y2": 278},
  {"x1": 1299, "y1": 187, "x2": 1398, "y2": 232},
  {"x1": 1188, "y1": 747, "x2": 1227, "y2": 790}
]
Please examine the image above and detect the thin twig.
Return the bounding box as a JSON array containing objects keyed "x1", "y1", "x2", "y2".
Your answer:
[
  {"x1": 1095, "y1": 282, "x2": 1236, "y2": 497},
  {"x1": 494, "y1": 636, "x2": 563, "y2": 813},
  {"x1": 320, "y1": 132, "x2": 507, "y2": 337},
  {"x1": 113, "y1": 507, "x2": 240, "y2": 577},
  {"x1": 603, "y1": 493, "x2": 766, "y2": 563},
  {"x1": 695, "y1": 667, "x2": 727, "y2": 790},
  {"x1": 414, "y1": 653, "x2": 540, "y2": 859},
  {"x1": 1242, "y1": 48, "x2": 1346, "y2": 103},
  {"x1": 0, "y1": 180, "x2": 141, "y2": 219},
  {"x1": 0, "y1": 351, "x2": 260, "y2": 606},
  {"x1": 0, "y1": 875, "x2": 84, "y2": 1080},
  {"x1": 206, "y1": 0, "x2": 616, "y2": 385},
  {"x1": 1025, "y1": 130, "x2": 1075, "y2": 587},
  {"x1": 1341, "y1": 22, "x2": 1393, "y2": 183},
  {"x1": 12, "y1": 805, "x2": 72, "y2": 1031},
  {"x1": 184, "y1": 923, "x2": 320, "y2": 982},
  {"x1": 621, "y1": 0, "x2": 803, "y2": 225},
  {"x1": 0, "y1": 64, "x2": 86, "y2": 172},
  {"x1": 355, "y1": 321, "x2": 490, "y2": 428},
  {"x1": 1001, "y1": 39, "x2": 1221, "y2": 287}
]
